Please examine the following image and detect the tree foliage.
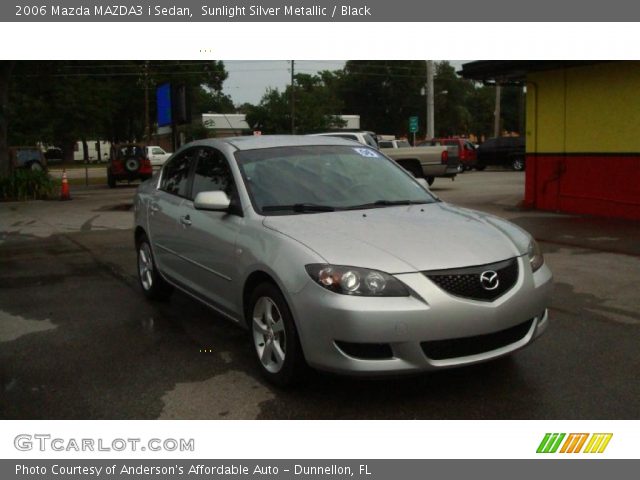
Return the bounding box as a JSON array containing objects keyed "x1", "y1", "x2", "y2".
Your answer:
[
  {"x1": 244, "y1": 72, "x2": 345, "y2": 134},
  {"x1": 331, "y1": 60, "x2": 523, "y2": 140},
  {"x1": 2, "y1": 60, "x2": 229, "y2": 168}
]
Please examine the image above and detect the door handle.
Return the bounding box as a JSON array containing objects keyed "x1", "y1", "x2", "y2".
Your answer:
[
  {"x1": 150, "y1": 203, "x2": 160, "y2": 213},
  {"x1": 180, "y1": 215, "x2": 192, "y2": 227}
]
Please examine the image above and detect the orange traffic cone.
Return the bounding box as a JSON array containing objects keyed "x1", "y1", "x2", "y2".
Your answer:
[{"x1": 60, "y1": 169, "x2": 71, "y2": 201}]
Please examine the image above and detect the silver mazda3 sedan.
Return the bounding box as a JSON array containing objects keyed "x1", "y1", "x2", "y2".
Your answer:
[{"x1": 134, "y1": 136, "x2": 552, "y2": 386}]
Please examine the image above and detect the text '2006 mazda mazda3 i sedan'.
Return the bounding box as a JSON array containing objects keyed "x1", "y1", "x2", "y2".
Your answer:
[{"x1": 133, "y1": 135, "x2": 552, "y2": 386}]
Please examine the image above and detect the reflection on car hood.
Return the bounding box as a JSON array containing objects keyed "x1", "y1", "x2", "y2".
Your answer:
[{"x1": 263, "y1": 203, "x2": 530, "y2": 273}]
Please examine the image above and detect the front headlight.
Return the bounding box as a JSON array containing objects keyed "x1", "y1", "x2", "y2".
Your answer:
[
  {"x1": 527, "y1": 238, "x2": 544, "y2": 272},
  {"x1": 305, "y1": 264, "x2": 410, "y2": 297}
]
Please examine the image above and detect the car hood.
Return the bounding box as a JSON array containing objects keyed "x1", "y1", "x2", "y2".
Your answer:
[{"x1": 262, "y1": 203, "x2": 531, "y2": 273}]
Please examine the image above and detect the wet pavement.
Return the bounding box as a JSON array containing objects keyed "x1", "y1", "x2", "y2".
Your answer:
[{"x1": 1, "y1": 172, "x2": 639, "y2": 419}]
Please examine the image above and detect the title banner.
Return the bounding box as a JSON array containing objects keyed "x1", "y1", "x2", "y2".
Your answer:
[{"x1": 5, "y1": 0, "x2": 640, "y2": 21}]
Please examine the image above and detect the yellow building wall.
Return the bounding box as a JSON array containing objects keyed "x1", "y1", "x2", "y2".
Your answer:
[{"x1": 526, "y1": 62, "x2": 640, "y2": 153}]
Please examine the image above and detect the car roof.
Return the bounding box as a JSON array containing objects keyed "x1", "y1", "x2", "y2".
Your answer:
[{"x1": 182, "y1": 135, "x2": 362, "y2": 151}]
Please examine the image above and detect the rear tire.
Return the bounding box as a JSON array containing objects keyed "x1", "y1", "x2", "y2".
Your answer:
[
  {"x1": 136, "y1": 234, "x2": 173, "y2": 301},
  {"x1": 247, "y1": 282, "x2": 307, "y2": 387},
  {"x1": 475, "y1": 165, "x2": 487, "y2": 171},
  {"x1": 426, "y1": 176, "x2": 435, "y2": 186},
  {"x1": 107, "y1": 173, "x2": 116, "y2": 188}
]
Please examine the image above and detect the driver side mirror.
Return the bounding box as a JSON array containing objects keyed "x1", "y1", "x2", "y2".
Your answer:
[{"x1": 193, "y1": 191, "x2": 231, "y2": 211}]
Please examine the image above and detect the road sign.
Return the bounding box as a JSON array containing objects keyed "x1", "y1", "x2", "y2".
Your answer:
[{"x1": 409, "y1": 116, "x2": 419, "y2": 133}]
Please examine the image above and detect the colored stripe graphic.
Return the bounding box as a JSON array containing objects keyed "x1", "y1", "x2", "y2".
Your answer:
[
  {"x1": 584, "y1": 434, "x2": 613, "y2": 453},
  {"x1": 560, "y1": 433, "x2": 589, "y2": 453},
  {"x1": 537, "y1": 433, "x2": 565, "y2": 453},
  {"x1": 538, "y1": 433, "x2": 613, "y2": 453}
]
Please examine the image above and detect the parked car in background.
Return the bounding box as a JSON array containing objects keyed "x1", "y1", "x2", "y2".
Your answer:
[
  {"x1": 107, "y1": 144, "x2": 153, "y2": 188},
  {"x1": 423, "y1": 138, "x2": 478, "y2": 171},
  {"x1": 311, "y1": 131, "x2": 379, "y2": 149},
  {"x1": 133, "y1": 135, "x2": 552, "y2": 386},
  {"x1": 145, "y1": 146, "x2": 172, "y2": 167},
  {"x1": 9, "y1": 147, "x2": 47, "y2": 171},
  {"x1": 476, "y1": 137, "x2": 526, "y2": 171},
  {"x1": 381, "y1": 143, "x2": 459, "y2": 186},
  {"x1": 43, "y1": 147, "x2": 64, "y2": 166}
]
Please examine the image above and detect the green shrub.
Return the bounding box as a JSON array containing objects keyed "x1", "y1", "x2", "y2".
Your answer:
[{"x1": 0, "y1": 169, "x2": 57, "y2": 201}]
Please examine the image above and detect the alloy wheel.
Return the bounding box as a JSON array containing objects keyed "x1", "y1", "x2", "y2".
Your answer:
[
  {"x1": 138, "y1": 242, "x2": 153, "y2": 291},
  {"x1": 252, "y1": 296, "x2": 287, "y2": 373}
]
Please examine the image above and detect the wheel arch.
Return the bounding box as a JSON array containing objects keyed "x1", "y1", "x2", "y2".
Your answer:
[
  {"x1": 394, "y1": 158, "x2": 424, "y2": 178},
  {"x1": 134, "y1": 226, "x2": 146, "y2": 247},
  {"x1": 242, "y1": 270, "x2": 281, "y2": 328}
]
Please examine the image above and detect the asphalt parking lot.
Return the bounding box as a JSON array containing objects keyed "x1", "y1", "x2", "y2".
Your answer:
[{"x1": 1, "y1": 170, "x2": 639, "y2": 419}]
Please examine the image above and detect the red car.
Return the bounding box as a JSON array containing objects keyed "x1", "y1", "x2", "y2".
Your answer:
[
  {"x1": 107, "y1": 145, "x2": 153, "y2": 188},
  {"x1": 423, "y1": 138, "x2": 478, "y2": 171}
]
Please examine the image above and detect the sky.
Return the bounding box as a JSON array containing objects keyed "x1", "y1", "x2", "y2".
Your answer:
[{"x1": 222, "y1": 60, "x2": 468, "y2": 106}]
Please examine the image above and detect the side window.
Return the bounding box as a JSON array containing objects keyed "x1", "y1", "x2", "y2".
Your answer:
[
  {"x1": 161, "y1": 150, "x2": 194, "y2": 197},
  {"x1": 379, "y1": 141, "x2": 392, "y2": 148},
  {"x1": 152, "y1": 147, "x2": 165, "y2": 155},
  {"x1": 191, "y1": 148, "x2": 234, "y2": 200}
]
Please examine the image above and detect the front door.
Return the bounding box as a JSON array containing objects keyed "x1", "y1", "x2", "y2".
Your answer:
[{"x1": 176, "y1": 147, "x2": 243, "y2": 319}]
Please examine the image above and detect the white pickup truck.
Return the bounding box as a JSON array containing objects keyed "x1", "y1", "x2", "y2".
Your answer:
[
  {"x1": 311, "y1": 132, "x2": 458, "y2": 186},
  {"x1": 145, "y1": 146, "x2": 172, "y2": 167},
  {"x1": 380, "y1": 142, "x2": 459, "y2": 186}
]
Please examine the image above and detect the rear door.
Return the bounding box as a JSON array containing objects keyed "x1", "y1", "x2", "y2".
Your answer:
[
  {"x1": 176, "y1": 147, "x2": 243, "y2": 318},
  {"x1": 147, "y1": 148, "x2": 197, "y2": 284}
]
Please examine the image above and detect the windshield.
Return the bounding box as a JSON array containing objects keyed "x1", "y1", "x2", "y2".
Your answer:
[{"x1": 235, "y1": 145, "x2": 436, "y2": 215}]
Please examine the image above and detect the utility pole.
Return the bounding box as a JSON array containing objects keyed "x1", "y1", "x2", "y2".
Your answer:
[
  {"x1": 494, "y1": 84, "x2": 502, "y2": 138},
  {"x1": 290, "y1": 60, "x2": 295, "y2": 134},
  {"x1": 144, "y1": 61, "x2": 151, "y2": 144},
  {"x1": 426, "y1": 60, "x2": 435, "y2": 139}
]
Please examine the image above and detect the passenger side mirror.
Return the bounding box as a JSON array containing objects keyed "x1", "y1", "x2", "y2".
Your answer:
[
  {"x1": 416, "y1": 178, "x2": 430, "y2": 189},
  {"x1": 193, "y1": 191, "x2": 231, "y2": 211}
]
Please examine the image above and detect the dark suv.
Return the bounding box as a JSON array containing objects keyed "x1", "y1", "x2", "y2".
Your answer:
[
  {"x1": 107, "y1": 145, "x2": 153, "y2": 188},
  {"x1": 476, "y1": 137, "x2": 525, "y2": 171}
]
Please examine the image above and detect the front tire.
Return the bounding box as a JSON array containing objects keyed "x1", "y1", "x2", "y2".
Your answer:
[
  {"x1": 107, "y1": 172, "x2": 116, "y2": 188},
  {"x1": 426, "y1": 176, "x2": 435, "y2": 186},
  {"x1": 248, "y1": 282, "x2": 306, "y2": 387},
  {"x1": 137, "y1": 234, "x2": 173, "y2": 301}
]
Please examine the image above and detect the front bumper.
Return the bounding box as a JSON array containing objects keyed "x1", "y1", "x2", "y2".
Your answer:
[{"x1": 289, "y1": 256, "x2": 552, "y2": 375}]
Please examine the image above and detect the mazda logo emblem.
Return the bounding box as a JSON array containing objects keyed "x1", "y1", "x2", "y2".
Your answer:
[{"x1": 479, "y1": 270, "x2": 500, "y2": 290}]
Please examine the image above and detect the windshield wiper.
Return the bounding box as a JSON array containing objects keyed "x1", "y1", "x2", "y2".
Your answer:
[
  {"x1": 262, "y1": 203, "x2": 336, "y2": 213},
  {"x1": 345, "y1": 199, "x2": 430, "y2": 210}
]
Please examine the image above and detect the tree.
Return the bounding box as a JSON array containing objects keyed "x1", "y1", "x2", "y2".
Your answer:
[
  {"x1": 245, "y1": 72, "x2": 345, "y2": 134},
  {"x1": 338, "y1": 61, "x2": 427, "y2": 137},
  {"x1": 466, "y1": 84, "x2": 495, "y2": 140},
  {"x1": 3, "y1": 61, "x2": 231, "y2": 165},
  {"x1": 0, "y1": 61, "x2": 15, "y2": 178},
  {"x1": 433, "y1": 62, "x2": 474, "y2": 137}
]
